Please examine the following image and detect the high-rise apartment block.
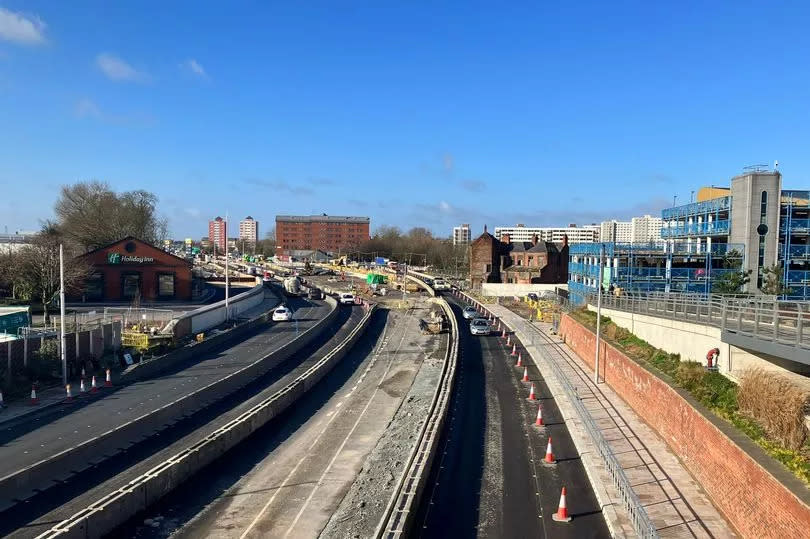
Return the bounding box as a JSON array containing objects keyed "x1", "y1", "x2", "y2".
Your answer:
[
  {"x1": 276, "y1": 214, "x2": 370, "y2": 254},
  {"x1": 494, "y1": 224, "x2": 599, "y2": 244},
  {"x1": 239, "y1": 216, "x2": 259, "y2": 248},
  {"x1": 208, "y1": 216, "x2": 227, "y2": 254},
  {"x1": 453, "y1": 223, "x2": 471, "y2": 245}
]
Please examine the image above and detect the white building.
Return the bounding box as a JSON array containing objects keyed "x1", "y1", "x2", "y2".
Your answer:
[
  {"x1": 239, "y1": 216, "x2": 259, "y2": 248},
  {"x1": 452, "y1": 223, "x2": 471, "y2": 246},
  {"x1": 599, "y1": 220, "x2": 633, "y2": 243},
  {"x1": 494, "y1": 224, "x2": 599, "y2": 244},
  {"x1": 630, "y1": 214, "x2": 663, "y2": 244}
]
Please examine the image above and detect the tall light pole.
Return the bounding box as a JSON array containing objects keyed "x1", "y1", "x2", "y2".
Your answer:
[
  {"x1": 594, "y1": 243, "x2": 604, "y2": 384},
  {"x1": 225, "y1": 212, "x2": 230, "y2": 321},
  {"x1": 59, "y1": 244, "x2": 67, "y2": 386}
]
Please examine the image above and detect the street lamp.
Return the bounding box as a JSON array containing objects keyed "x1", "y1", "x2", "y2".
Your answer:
[{"x1": 594, "y1": 243, "x2": 604, "y2": 384}]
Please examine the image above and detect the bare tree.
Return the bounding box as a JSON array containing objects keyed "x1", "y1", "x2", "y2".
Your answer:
[
  {"x1": 54, "y1": 180, "x2": 168, "y2": 251},
  {"x1": 13, "y1": 224, "x2": 89, "y2": 324}
]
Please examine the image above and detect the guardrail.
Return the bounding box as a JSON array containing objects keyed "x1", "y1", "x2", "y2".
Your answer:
[
  {"x1": 460, "y1": 291, "x2": 658, "y2": 539},
  {"x1": 375, "y1": 293, "x2": 458, "y2": 538},
  {"x1": 585, "y1": 291, "x2": 810, "y2": 349},
  {"x1": 0, "y1": 294, "x2": 337, "y2": 511},
  {"x1": 35, "y1": 298, "x2": 373, "y2": 539}
]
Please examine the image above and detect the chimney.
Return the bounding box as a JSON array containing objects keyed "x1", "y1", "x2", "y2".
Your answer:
[
  {"x1": 503, "y1": 233, "x2": 511, "y2": 244},
  {"x1": 562, "y1": 234, "x2": 569, "y2": 247},
  {"x1": 531, "y1": 233, "x2": 538, "y2": 246},
  {"x1": 484, "y1": 224, "x2": 488, "y2": 233}
]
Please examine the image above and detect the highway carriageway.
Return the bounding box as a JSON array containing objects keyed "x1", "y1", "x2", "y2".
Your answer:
[
  {"x1": 412, "y1": 293, "x2": 609, "y2": 538},
  {"x1": 0, "y1": 287, "x2": 335, "y2": 519},
  {"x1": 5, "y1": 302, "x2": 368, "y2": 539}
]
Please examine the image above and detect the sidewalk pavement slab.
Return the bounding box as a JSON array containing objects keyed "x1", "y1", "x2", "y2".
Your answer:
[{"x1": 487, "y1": 303, "x2": 736, "y2": 539}]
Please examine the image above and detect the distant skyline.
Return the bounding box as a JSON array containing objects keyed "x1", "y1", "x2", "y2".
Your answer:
[{"x1": 2, "y1": 1, "x2": 809, "y2": 239}]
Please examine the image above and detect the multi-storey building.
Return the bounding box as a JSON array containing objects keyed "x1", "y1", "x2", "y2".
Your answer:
[
  {"x1": 275, "y1": 214, "x2": 370, "y2": 254},
  {"x1": 631, "y1": 215, "x2": 664, "y2": 244},
  {"x1": 599, "y1": 220, "x2": 633, "y2": 243},
  {"x1": 453, "y1": 223, "x2": 471, "y2": 246},
  {"x1": 208, "y1": 216, "x2": 227, "y2": 254},
  {"x1": 569, "y1": 168, "x2": 810, "y2": 301},
  {"x1": 239, "y1": 216, "x2": 259, "y2": 248},
  {"x1": 494, "y1": 224, "x2": 599, "y2": 244}
]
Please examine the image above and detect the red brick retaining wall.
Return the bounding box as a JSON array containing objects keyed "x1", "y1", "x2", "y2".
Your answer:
[{"x1": 559, "y1": 314, "x2": 810, "y2": 538}]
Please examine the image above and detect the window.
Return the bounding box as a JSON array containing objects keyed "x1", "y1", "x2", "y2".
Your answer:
[
  {"x1": 122, "y1": 273, "x2": 141, "y2": 299},
  {"x1": 158, "y1": 273, "x2": 175, "y2": 298},
  {"x1": 485, "y1": 264, "x2": 492, "y2": 273},
  {"x1": 760, "y1": 191, "x2": 768, "y2": 224},
  {"x1": 85, "y1": 272, "x2": 104, "y2": 300}
]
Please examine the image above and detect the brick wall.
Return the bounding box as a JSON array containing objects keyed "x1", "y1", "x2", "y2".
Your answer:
[{"x1": 559, "y1": 314, "x2": 810, "y2": 538}]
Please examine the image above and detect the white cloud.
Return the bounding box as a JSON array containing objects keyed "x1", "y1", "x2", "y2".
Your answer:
[
  {"x1": 96, "y1": 53, "x2": 148, "y2": 82},
  {"x1": 0, "y1": 7, "x2": 46, "y2": 45},
  {"x1": 74, "y1": 98, "x2": 102, "y2": 119},
  {"x1": 181, "y1": 58, "x2": 208, "y2": 79},
  {"x1": 439, "y1": 201, "x2": 452, "y2": 213}
]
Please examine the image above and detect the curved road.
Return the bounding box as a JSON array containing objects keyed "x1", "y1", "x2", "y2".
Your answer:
[
  {"x1": 414, "y1": 295, "x2": 609, "y2": 538},
  {"x1": 0, "y1": 288, "x2": 330, "y2": 506}
]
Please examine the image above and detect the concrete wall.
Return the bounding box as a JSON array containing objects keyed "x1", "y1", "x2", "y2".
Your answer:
[
  {"x1": 173, "y1": 282, "x2": 266, "y2": 337},
  {"x1": 558, "y1": 314, "x2": 810, "y2": 538},
  {"x1": 589, "y1": 305, "x2": 810, "y2": 385},
  {"x1": 481, "y1": 283, "x2": 566, "y2": 297}
]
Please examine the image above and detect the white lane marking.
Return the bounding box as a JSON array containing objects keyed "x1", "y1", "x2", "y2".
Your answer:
[{"x1": 238, "y1": 313, "x2": 396, "y2": 539}]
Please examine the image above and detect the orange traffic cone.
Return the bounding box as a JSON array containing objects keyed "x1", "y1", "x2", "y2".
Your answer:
[
  {"x1": 90, "y1": 375, "x2": 98, "y2": 393},
  {"x1": 544, "y1": 436, "x2": 556, "y2": 464},
  {"x1": 535, "y1": 404, "x2": 544, "y2": 426},
  {"x1": 105, "y1": 369, "x2": 113, "y2": 387},
  {"x1": 506, "y1": 335, "x2": 512, "y2": 347},
  {"x1": 65, "y1": 384, "x2": 73, "y2": 402},
  {"x1": 522, "y1": 367, "x2": 530, "y2": 382},
  {"x1": 30, "y1": 385, "x2": 39, "y2": 405},
  {"x1": 510, "y1": 344, "x2": 517, "y2": 356},
  {"x1": 501, "y1": 328, "x2": 506, "y2": 339},
  {"x1": 528, "y1": 383, "x2": 537, "y2": 400},
  {"x1": 515, "y1": 353, "x2": 522, "y2": 368},
  {"x1": 552, "y1": 487, "x2": 572, "y2": 522},
  {"x1": 80, "y1": 378, "x2": 87, "y2": 394}
]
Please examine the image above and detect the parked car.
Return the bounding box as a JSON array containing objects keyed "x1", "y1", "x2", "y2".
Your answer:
[
  {"x1": 462, "y1": 305, "x2": 479, "y2": 319},
  {"x1": 470, "y1": 317, "x2": 491, "y2": 336},
  {"x1": 339, "y1": 292, "x2": 356, "y2": 305},
  {"x1": 272, "y1": 306, "x2": 292, "y2": 321}
]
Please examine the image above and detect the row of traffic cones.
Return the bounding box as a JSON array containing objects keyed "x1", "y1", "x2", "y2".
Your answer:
[{"x1": 27, "y1": 369, "x2": 114, "y2": 406}]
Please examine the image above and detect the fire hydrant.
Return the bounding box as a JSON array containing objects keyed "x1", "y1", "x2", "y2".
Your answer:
[{"x1": 706, "y1": 348, "x2": 720, "y2": 371}]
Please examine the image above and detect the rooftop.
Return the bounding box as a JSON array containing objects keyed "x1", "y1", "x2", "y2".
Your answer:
[{"x1": 276, "y1": 215, "x2": 370, "y2": 223}]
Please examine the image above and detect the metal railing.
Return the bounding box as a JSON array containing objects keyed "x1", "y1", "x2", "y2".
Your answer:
[
  {"x1": 519, "y1": 318, "x2": 659, "y2": 538},
  {"x1": 582, "y1": 291, "x2": 810, "y2": 349}
]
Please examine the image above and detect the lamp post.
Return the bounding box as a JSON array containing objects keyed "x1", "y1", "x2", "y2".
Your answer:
[
  {"x1": 594, "y1": 243, "x2": 604, "y2": 384},
  {"x1": 59, "y1": 244, "x2": 67, "y2": 386},
  {"x1": 225, "y1": 212, "x2": 230, "y2": 321}
]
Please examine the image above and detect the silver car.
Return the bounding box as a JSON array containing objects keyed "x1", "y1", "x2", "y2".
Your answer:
[
  {"x1": 462, "y1": 306, "x2": 478, "y2": 319},
  {"x1": 470, "y1": 317, "x2": 491, "y2": 336}
]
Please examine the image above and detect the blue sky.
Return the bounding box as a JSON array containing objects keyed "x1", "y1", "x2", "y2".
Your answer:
[{"x1": 2, "y1": 1, "x2": 810, "y2": 239}]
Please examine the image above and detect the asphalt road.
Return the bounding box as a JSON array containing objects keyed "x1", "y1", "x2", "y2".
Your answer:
[
  {"x1": 1, "y1": 301, "x2": 361, "y2": 539},
  {"x1": 414, "y1": 295, "x2": 609, "y2": 538},
  {"x1": 0, "y1": 290, "x2": 330, "y2": 500}
]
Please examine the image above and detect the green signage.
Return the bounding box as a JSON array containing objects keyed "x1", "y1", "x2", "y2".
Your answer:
[
  {"x1": 107, "y1": 252, "x2": 121, "y2": 264},
  {"x1": 106, "y1": 251, "x2": 154, "y2": 264}
]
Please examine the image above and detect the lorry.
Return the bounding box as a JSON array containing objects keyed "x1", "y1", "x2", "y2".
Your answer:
[{"x1": 283, "y1": 276, "x2": 302, "y2": 297}]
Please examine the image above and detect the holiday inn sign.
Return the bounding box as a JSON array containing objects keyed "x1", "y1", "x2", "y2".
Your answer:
[{"x1": 107, "y1": 252, "x2": 155, "y2": 264}]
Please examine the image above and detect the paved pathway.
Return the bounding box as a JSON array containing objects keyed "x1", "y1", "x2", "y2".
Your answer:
[{"x1": 488, "y1": 303, "x2": 735, "y2": 539}]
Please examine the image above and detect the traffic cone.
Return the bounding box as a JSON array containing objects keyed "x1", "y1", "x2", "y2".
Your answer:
[
  {"x1": 544, "y1": 436, "x2": 556, "y2": 464},
  {"x1": 501, "y1": 328, "x2": 506, "y2": 339},
  {"x1": 515, "y1": 353, "x2": 522, "y2": 368},
  {"x1": 80, "y1": 378, "x2": 87, "y2": 394},
  {"x1": 30, "y1": 385, "x2": 39, "y2": 405},
  {"x1": 510, "y1": 343, "x2": 517, "y2": 356},
  {"x1": 81, "y1": 367, "x2": 86, "y2": 379},
  {"x1": 506, "y1": 335, "x2": 512, "y2": 346},
  {"x1": 535, "y1": 404, "x2": 544, "y2": 427},
  {"x1": 65, "y1": 384, "x2": 73, "y2": 402},
  {"x1": 522, "y1": 367, "x2": 530, "y2": 382},
  {"x1": 551, "y1": 487, "x2": 572, "y2": 522},
  {"x1": 528, "y1": 383, "x2": 537, "y2": 400},
  {"x1": 91, "y1": 375, "x2": 98, "y2": 393},
  {"x1": 105, "y1": 369, "x2": 113, "y2": 387}
]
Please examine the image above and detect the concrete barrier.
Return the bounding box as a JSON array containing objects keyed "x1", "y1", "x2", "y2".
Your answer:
[
  {"x1": 36, "y1": 301, "x2": 376, "y2": 539},
  {"x1": 0, "y1": 296, "x2": 338, "y2": 510},
  {"x1": 170, "y1": 282, "x2": 265, "y2": 338}
]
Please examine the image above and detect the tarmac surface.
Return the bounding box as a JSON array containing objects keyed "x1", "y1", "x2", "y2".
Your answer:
[
  {"x1": 0, "y1": 289, "x2": 329, "y2": 511},
  {"x1": 117, "y1": 302, "x2": 445, "y2": 539},
  {"x1": 413, "y1": 294, "x2": 609, "y2": 539},
  {"x1": 1, "y1": 302, "x2": 363, "y2": 539}
]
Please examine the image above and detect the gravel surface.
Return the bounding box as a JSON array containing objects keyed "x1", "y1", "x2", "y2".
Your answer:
[{"x1": 321, "y1": 303, "x2": 448, "y2": 539}]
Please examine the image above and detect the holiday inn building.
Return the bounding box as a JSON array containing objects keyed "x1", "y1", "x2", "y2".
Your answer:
[{"x1": 75, "y1": 236, "x2": 193, "y2": 302}]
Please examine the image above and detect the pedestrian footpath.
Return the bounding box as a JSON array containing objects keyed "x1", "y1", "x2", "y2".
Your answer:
[{"x1": 488, "y1": 303, "x2": 735, "y2": 538}]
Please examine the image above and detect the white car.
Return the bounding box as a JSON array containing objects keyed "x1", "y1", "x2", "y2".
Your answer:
[
  {"x1": 272, "y1": 306, "x2": 292, "y2": 321},
  {"x1": 339, "y1": 292, "x2": 356, "y2": 305},
  {"x1": 433, "y1": 279, "x2": 450, "y2": 291},
  {"x1": 470, "y1": 318, "x2": 491, "y2": 336},
  {"x1": 462, "y1": 306, "x2": 479, "y2": 320}
]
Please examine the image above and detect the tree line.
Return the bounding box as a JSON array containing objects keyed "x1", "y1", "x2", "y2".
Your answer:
[{"x1": 353, "y1": 226, "x2": 470, "y2": 277}]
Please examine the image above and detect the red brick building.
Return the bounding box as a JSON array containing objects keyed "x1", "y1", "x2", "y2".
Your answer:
[
  {"x1": 276, "y1": 214, "x2": 370, "y2": 255},
  {"x1": 75, "y1": 237, "x2": 192, "y2": 302},
  {"x1": 208, "y1": 216, "x2": 227, "y2": 254},
  {"x1": 469, "y1": 226, "x2": 568, "y2": 287}
]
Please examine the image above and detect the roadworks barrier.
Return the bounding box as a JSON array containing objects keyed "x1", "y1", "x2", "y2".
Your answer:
[
  {"x1": 0, "y1": 294, "x2": 337, "y2": 512},
  {"x1": 35, "y1": 301, "x2": 376, "y2": 539}
]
